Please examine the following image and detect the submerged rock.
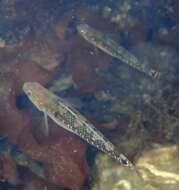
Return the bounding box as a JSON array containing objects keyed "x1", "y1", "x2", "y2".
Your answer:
[
  {"x1": 0, "y1": 153, "x2": 20, "y2": 185},
  {"x1": 92, "y1": 144, "x2": 179, "y2": 190},
  {"x1": 0, "y1": 73, "x2": 29, "y2": 143},
  {"x1": 91, "y1": 153, "x2": 146, "y2": 190},
  {"x1": 137, "y1": 144, "x2": 179, "y2": 190},
  {"x1": 19, "y1": 36, "x2": 64, "y2": 72}
]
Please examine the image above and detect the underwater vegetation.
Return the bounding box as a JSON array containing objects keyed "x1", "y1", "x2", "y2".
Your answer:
[{"x1": 0, "y1": 0, "x2": 179, "y2": 189}]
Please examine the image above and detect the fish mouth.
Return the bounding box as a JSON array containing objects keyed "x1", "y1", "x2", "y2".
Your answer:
[
  {"x1": 23, "y1": 82, "x2": 33, "y2": 95},
  {"x1": 23, "y1": 82, "x2": 40, "y2": 94},
  {"x1": 77, "y1": 24, "x2": 89, "y2": 34},
  {"x1": 22, "y1": 82, "x2": 42, "y2": 111}
]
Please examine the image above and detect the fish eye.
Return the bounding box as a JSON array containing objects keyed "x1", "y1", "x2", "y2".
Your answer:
[{"x1": 26, "y1": 90, "x2": 32, "y2": 96}]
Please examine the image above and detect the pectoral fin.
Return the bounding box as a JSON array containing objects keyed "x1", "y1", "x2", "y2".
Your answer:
[{"x1": 43, "y1": 109, "x2": 49, "y2": 136}]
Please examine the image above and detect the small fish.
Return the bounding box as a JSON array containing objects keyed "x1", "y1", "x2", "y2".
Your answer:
[
  {"x1": 23, "y1": 82, "x2": 134, "y2": 168},
  {"x1": 77, "y1": 24, "x2": 160, "y2": 79}
]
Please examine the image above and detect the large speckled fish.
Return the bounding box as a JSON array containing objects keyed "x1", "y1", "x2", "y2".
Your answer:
[
  {"x1": 23, "y1": 82, "x2": 133, "y2": 168},
  {"x1": 77, "y1": 23, "x2": 160, "y2": 79}
]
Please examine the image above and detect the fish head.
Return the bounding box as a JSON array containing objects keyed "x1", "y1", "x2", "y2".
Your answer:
[
  {"x1": 77, "y1": 24, "x2": 90, "y2": 36},
  {"x1": 23, "y1": 82, "x2": 46, "y2": 111}
]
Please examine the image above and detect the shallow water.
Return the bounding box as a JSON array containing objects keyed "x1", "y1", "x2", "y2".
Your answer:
[{"x1": 0, "y1": 0, "x2": 179, "y2": 189}]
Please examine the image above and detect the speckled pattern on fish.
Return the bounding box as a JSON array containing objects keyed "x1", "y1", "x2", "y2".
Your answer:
[
  {"x1": 23, "y1": 82, "x2": 134, "y2": 168},
  {"x1": 77, "y1": 24, "x2": 160, "y2": 79}
]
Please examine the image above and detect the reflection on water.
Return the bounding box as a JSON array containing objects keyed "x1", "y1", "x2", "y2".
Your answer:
[{"x1": 0, "y1": 0, "x2": 179, "y2": 189}]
